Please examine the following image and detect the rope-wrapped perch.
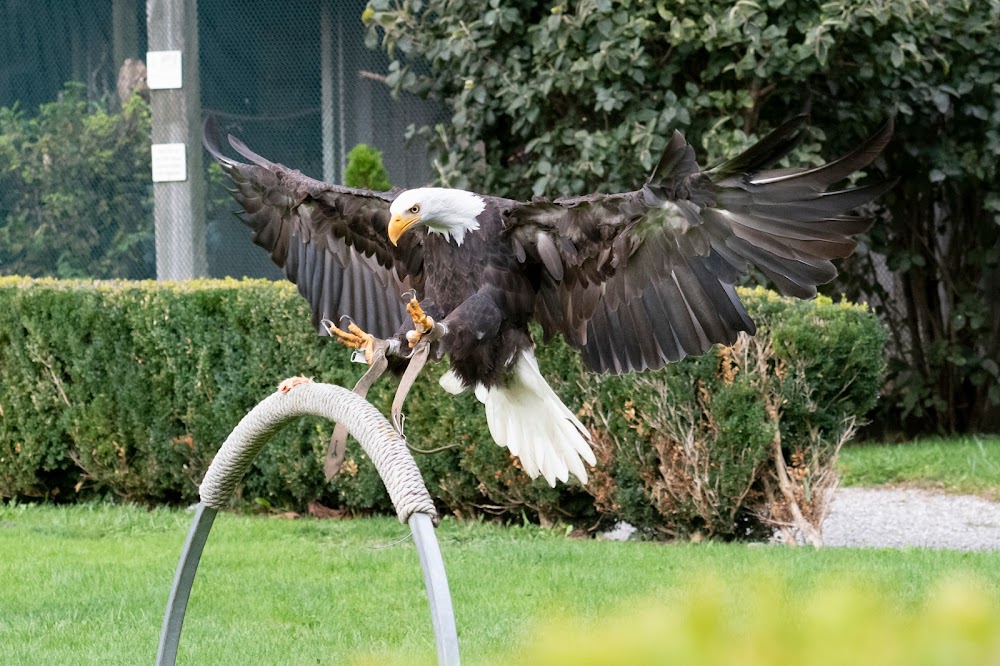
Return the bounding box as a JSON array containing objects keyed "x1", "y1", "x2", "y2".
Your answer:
[
  {"x1": 200, "y1": 381, "x2": 437, "y2": 524},
  {"x1": 157, "y1": 379, "x2": 458, "y2": 666}
]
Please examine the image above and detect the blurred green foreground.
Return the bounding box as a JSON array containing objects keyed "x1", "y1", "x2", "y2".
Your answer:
[{"x1": 2, "y1": 504, "x2": 999, "y2": 665}]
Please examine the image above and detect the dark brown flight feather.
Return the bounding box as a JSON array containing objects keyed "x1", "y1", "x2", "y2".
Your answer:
[
  {"x1": 506, "y1": 116, "x2": 895, "y2": 373},
  {"x1": 204, "y1": 117, "x2": 422, "y2": 338},
  {"x1": 207, "y1": 114, "x2": 893, "y2": 380}
]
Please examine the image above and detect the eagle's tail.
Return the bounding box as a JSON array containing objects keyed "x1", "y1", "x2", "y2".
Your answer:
[{"x1": 460, "y1": 349, "x2": 595, "y2": 486}]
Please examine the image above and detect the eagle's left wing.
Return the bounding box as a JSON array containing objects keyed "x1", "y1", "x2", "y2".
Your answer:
[
  {"x1": 505, "y1": 116, "x2": 894, "y2": 373},
  {"x1": 206, "y1": 130, "x2": 424, "y2": 338}
]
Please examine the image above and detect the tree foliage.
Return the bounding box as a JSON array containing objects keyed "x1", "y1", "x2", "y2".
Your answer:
[
  {"x1": 0, "y1": 83, "x2": 154, "y2": 279},
  {"x1": 344, "y1": 143, "x2": 392, "y2": 191},
  {"x1": 364, "y1": 0, "x2": 1000, "y2": 434}
]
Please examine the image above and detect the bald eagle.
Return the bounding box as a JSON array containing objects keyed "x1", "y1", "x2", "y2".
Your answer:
[{"x1": 207, "y1": 115, "x2": 893, "y2": 487}]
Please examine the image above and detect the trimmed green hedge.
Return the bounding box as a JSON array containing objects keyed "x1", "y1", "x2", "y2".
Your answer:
[{"x1": 0, "y1": 277, "x2": 886, "y2": 538}]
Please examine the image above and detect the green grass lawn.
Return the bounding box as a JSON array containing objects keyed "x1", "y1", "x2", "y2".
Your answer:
[
  {"x1": 838, "y1": 435, "x2": 1000, "y2": 499},
  {"x1": 3, "y1": 503, "x2": 1000, "y2": 665}
]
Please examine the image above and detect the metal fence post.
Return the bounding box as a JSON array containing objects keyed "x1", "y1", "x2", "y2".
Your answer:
[{"x1": 147, "y1": 0, "x2": 207, "y2": 280}]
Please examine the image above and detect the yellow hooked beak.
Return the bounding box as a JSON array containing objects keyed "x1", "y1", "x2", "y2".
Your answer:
[{"x1": 388, "y1": 213, "x2": 420, "y2": 246}]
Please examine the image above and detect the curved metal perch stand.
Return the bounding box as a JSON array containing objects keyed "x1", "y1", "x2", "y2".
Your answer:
[{"x1": 156, "y1": 382, "x2": 460, "y2": 665}]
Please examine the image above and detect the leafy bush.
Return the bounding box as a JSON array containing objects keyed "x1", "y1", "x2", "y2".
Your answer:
[
  {"x1": 362, "y1": 0, "x2": 1000, "y2": 435},
  {"x1": 0, "y1": 82, "x2": 153, "y2": 279},
  {"x1": 0, "y1": 278, "x2": 884, "y2": 540},
  {"x1": 582, "y1": 289, "x2": 884, "y2": 541},
  {"x1": 343, "y1": 144, "x2": 392, "y2": 191},
  {"x1": 508, "y1": 576, "x2": 1000, "y2": 666}
]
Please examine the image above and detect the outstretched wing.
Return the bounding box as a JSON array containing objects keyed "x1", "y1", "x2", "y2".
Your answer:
[
  {"x1": 506, "y1": 116, "x2": 894, "y2": 373},
  {"x1": 206, "y1": 129, "x2": 423, "y2": 337}
]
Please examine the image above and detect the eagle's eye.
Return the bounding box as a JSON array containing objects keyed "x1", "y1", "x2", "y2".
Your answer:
[{"x1": 409, "y1": 205, "x2": 420, "y2": 214}]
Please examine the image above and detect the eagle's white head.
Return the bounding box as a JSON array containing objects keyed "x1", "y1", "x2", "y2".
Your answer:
[{"x1": 388, "y1": 188, "x2": 486, "y2": 247}]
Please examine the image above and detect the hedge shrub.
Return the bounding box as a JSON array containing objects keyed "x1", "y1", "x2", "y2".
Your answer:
[{"x1": 0, "y1": 278, "x2": 885, "y2": 539}]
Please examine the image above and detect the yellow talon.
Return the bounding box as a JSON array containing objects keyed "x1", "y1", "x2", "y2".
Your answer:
[
  {"x1": 406, "y1": 298, "x2": 435, "y2": 348},
  {"x1": 327, "y1": 320, "x2": 376, "y2": 364}
]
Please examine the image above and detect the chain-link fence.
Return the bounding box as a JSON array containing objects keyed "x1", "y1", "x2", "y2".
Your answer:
[{"x1": 0, "y1": 0, "x2": 440, "y2": 281}]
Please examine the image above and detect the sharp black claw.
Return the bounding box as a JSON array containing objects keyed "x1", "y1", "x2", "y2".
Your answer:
[{"x1": 339, "y1": 314, "x2": 355, "y2": 328}]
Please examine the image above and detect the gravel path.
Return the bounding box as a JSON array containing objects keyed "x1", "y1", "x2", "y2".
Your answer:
[
  {"x1": 823, "y1": 487, "x2": 1000, "y2": 551},
  {"x1": 598, "y1": 487, "x2": 1000, "y2": 549}
]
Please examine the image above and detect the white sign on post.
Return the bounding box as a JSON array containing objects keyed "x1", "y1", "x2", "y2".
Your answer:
[
  {"x1": 147, "y1": 50, "x2": 183, "y2": 90},
  {"x1": 151, "y1": 143, "x2": 187, "y2": 182}
]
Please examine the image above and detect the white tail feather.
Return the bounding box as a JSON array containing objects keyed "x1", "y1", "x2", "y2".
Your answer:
[
  {"x1": 439, "y1": 368, "x2": 467, "y2": 395},
  {"x1": 475, "y1": 349, "x2": 595, "y2": 486}
]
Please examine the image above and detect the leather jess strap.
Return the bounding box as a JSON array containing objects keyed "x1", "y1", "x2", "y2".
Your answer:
[
  {"x1": 323, "y1": 338, "x2": 433, "y2": 480},
  {"x1": 324, "y1": 341, "x2": 389, "y2": 480}
]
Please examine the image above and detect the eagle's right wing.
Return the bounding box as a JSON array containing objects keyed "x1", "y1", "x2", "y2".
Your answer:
[
  {"x1": 206, "y1": 129, "x2": 423, "y2": 337},
  {"x1": 505, "y1": 116, "x2": 894, "y2": 373}
]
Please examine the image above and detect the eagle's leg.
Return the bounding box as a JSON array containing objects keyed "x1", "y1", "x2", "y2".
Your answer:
[
  {"x1": 326, "y1": 320, "x2": 377, "y2": 364},
  {"x1": 405, "y1": 298, "x2": 437, "y2": 348}
]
